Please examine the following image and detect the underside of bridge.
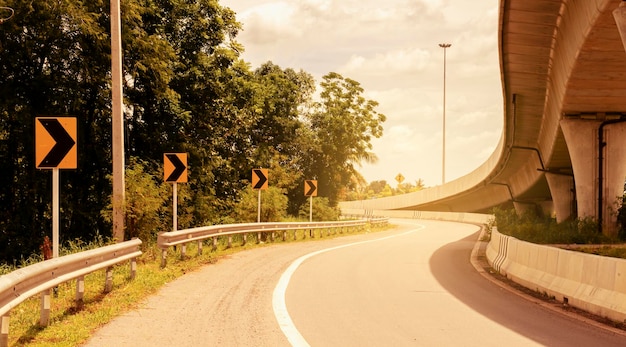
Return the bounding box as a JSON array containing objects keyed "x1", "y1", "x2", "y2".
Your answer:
[{"x1": 341, "y1": 0, "x2": 626, "y2": 236}]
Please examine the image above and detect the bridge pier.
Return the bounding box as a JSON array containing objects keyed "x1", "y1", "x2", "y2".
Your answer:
[
  {"x1": 545, "y1": 173, "x2": 575, "y2": 223},
  {"x1": 560, "y1": 118, "x2": 626, "y2": 237}
]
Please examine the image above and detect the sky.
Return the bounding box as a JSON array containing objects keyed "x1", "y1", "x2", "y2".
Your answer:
[{"x1": 219, "y1": 0, "x2": 503, "y2": 188}]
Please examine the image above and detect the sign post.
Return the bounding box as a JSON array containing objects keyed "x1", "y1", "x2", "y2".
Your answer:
[
  {"x1": 252, "y1": 168, "x2": 269, "y2": 222},
  {"x1": 304, "y1": 180, "x2": 318, "y2": 222},
  {"x1": 52, "y1": 169, "x2": 59, "y2": 258},
  {"x1": 35, "y1": 117, "x2": 77, "y2": 259},
  {"x1": 164, "y1": 153, "x2": 188, "y2": 232}
]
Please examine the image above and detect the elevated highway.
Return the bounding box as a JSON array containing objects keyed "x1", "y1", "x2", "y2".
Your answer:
[{"x1": 341, "y1": 0, "x2": 626, "y2": 235}]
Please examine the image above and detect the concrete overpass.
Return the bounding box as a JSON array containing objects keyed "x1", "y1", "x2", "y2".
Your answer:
[{"x1": 340, "y1": 0, "x2": 626, "y2": 236}]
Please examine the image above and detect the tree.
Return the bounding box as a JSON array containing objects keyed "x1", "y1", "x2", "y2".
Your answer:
[
  {"x1": 0, "y1": 1, "x2": 386, "y2": 263},
  {"x1": 368, "y1": 180, "x2": 388, "y2": 195},
  {"x1": 0, "y1": 0, "x2": 243, "y2": 261},
  {"x1": 0, "y1": 0, "x2": 114, "y2": 261},
  {"x1": 298, "y1": 197, "x2": 340, "y2": 221},
  {"x1": 233, "y1": 187, "x2": 288, "y2": 223},
  {"x1": 102, "y1": 157, "x2": 169, "y2": 242},
  {"x1": 306, "y1": 72, "x2": 386, "y2": 206}
]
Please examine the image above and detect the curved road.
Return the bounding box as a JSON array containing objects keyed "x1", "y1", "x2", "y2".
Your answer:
[
  {"x1": 85, "y1": 219, "x2": 626, "y2": 346},
  {"x1": 285, "y1": 219, "x2": 626, "y2": 346}
]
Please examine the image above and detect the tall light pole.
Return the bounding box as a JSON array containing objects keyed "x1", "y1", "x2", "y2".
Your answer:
[
  {"x1": 111, "y1": 0, "x2": 125, "y2": 242},
  {"x1": 439, "y1": 43, "x2": 451, "y2": 185}
]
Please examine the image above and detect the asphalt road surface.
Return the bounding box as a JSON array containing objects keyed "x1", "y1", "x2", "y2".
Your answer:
[{"x1": 85, "y1": 219, "x2": 626, "y2": 346}]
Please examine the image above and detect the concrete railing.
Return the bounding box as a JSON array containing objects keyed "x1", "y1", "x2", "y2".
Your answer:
[
  {"x1": 486, "y1": 227, "x2": 626, "y2": 323},
  {"x1": 0, "y1": 239, "x2": 142, "y2": 346},
  {"x1": 157, "y1": 219, "x2": 388, "y2": 267}
]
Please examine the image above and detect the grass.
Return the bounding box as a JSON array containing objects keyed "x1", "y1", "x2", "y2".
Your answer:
[
  {"x1": 491, "y1": 207, "x2": 626, "y2": 258},
  {"x1": 3, "y1": 223, "x2": 387, "y2": 346},
  {"x1": 492, "y1": 207, "x2": 618, "y2": 244}
]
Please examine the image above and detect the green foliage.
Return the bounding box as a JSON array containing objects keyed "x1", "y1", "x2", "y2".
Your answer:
[
  {"x1": 342, "y1": 178, "x2": 426, "y2": 201},
  {"x1": 368, "y1": 180, "x2": 388, "y2": 195},
  {"x1": 581, "y1": 246, "x2": 626, "y2": 258},
  {"x1": 298, "y1": 197, "x2": 341, "y2": 221},
  {"x1": 233, "y1": 187, "x2": 288, "y2": 223},
  {"x1": 0, "y1": 1, "x2": 386, "y2": 263},
  {"x1": 102, "y1": 158, "x2": 170, "y2": 242},
  {"x1": 492, "y1": 207, "x2": 613, "y2": 244},
  {"x1": 306, "y1": 73, "x2": 386, "y2": 206},
  {"x1": 617, "y1": 194, "x2": 626, "y2": 240}
]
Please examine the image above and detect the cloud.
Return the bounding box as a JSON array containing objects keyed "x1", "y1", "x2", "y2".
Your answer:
[
  {"x1": 237, "y1": 2, "x2": 301, "y2": 44},
  {"x1": 222, "y1": 0, "x2": 503, "y2": 186},
  {"x1": 339, "y1": 48, "x2": 432, "y2": 77}
]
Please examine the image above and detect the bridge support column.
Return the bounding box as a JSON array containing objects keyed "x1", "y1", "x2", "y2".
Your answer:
[
  {"x1": 560, "y1": 119, "x2": 626, "y2": 236},
  {"x1": 545, "y1": 173, "x2": 574, "y2": 223}
]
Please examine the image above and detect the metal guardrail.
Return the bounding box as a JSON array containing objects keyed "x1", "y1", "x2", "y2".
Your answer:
[
  {"x1": 0, "y1": 239, "x2": 142, "y2": 346},
  {"x1": 0, "y1": 218, "x2": 388, "y2": 344},
  {"x1": 157, "y1": 218, "x2": 389, "y2": 267}
]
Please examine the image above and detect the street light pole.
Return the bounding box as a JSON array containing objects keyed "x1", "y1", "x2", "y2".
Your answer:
[
  {"x1": 111, "y1": 0, "x2": 125, "y2": 242},
  {"x1": 439, "y1": 43, "x2": 451, "y2": 185}
]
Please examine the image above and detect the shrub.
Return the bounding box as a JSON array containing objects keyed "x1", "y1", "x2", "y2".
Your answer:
[
  {"x1": 102, "y1": 158, "x2": 170, "y2": 242},
  {"x1": 298, "y1": 197, "x2": 340, "y2": 221},
  {"x1": 492, "y1": 207, "x2": 613, "y2": 244},
  {"x1": 233, "y1": 186, "x2": 288, "y2": 222},
  {"x1": 617, "y1": 195, "x2": 626, "y2": 240}
]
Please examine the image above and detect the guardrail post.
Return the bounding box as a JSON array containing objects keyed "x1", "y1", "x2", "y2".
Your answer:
[
  {"x1": 212, "y1": 236, "x2": 218, "y2": 251},
  {"x1": 104, "y1": 266, "x2": 113, "y2": 293},
  {"x1": 242, "y1": 233, "x2": 247, "y2": 246},
  {"x1": 271, "y1": 232, "x2": 275, "y2": 242},
  {"x1": 76, "y1": 276, "x2": 85, "y2": 308},
  {"x1": 257, "y1": 232, "x2": 261, "y2": 244},
  {"x1": 227, "y1": 235, "x2": 233, "y2": 248},
  {"x1": 1, "y1": 312, "x2": 9, "y2": 347},
  {"x1": 181, "y1": 243, "x2": 187, "y2": 258},
  {"x1": 130, "y1": 257, "x2": 137, "y2": 280},
  {"x1": 197, "y1": 241, "x2": 203, "y2": 256},
  {"x1": 161, "y1": 249, "x2": 167, "y2": 268},
  {"x1": 40, "y1": 289, "x2": 51, "y2": 326},
  {"x1": 282, "y1": 231, "x2": 287, "y2": 241}
]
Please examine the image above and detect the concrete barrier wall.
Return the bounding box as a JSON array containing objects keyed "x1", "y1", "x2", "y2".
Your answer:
[
  {"x1": 486, "y1": 227, "x2": 626, "y2": 322},
  {"x1": 343, "y1": 210, "x2": 626, "y2": 322},
  {"x1": 341, "y1": 208, "x2": 493, "y2": 225}
]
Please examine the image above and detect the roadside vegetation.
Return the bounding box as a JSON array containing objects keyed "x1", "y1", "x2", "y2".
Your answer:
[
  {"x1": 343, "y1": 179, "x2": 427, "y2": 201},
  {"x1": 491, "y1": 207, "x2": 615, "y2": 244},
  {"x1": 1, "y1": 222, "x2": 388, "y2": 347},
  {"x1": 0, "y1": 0, "x2": 387, "y2": 265},
  {"x1": 491, "y1": 204, "x2": 626, "y2": 258}
]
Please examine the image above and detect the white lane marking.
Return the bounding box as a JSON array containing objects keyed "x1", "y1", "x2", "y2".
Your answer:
[{"x1": 272, "y1": 225, "x2": 425, "y2": 347}]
